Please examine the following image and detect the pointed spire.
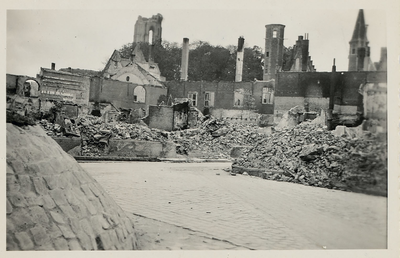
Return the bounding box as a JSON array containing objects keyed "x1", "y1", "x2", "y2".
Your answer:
[{"x1": 351, "y1": 9, "x2": 367, "y2": 42}]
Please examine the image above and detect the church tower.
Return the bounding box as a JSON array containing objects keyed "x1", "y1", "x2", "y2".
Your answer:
[
  {"x1": 263, "y1": 24, "x2": 285, "y2": 81},
  {"x1": 348, "y1": 9, "x2": 371, "y2": 71},
  {"x1": 133, "y1": 13, "x2": 163, "y2": 45}
]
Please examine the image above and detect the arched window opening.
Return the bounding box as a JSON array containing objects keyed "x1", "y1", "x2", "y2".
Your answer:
[
  {"x1": 273, "y1": 30, "x2": 278, "y2": 38},
  {"x1": 24, "y1": 80, "x2": 40, "y2": 97},
  {"x1": 126, "y1": 76, "x2": 130, "y2": 81},
  {"x1": 134, "y1": 86, "x2": 146, "y2": 103},
  {"x1": 148, "y1": 29, "x2": 153, "y2": 45}
]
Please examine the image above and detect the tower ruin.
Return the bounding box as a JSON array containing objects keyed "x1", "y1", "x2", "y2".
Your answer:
[{"x1": 263, "y1": 24, "x2": 285, "y2": 81}]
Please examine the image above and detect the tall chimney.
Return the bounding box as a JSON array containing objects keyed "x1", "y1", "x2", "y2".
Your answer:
[
  {"x1": 180, "y1": 38, "x2": 189, "y2": 81},
  {"x1": 51, "y1": 63, "x2": 56, "y2": 70},
  {"x1": 235, "y1": 37, "x2": 245, "y2": 82},
  {"x1": 149, "y1": 44, "x2": 154, "y2": 63}
]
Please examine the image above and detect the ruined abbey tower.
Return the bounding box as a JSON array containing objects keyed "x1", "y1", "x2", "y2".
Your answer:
[{"x1": 133, "y1": 13, "x2": 163, "y2": 45}]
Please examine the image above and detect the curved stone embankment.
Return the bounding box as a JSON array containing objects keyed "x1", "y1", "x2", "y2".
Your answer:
[{"x1": 6, "y1": 123, "x2": 139, "y2": 250}]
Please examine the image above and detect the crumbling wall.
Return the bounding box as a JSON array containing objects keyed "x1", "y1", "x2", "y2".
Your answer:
[
  {"x1": 6, "y1": 124, "x2": 139, "y2": 250},
  {"x1": 147, "y1": 105, "x2": 174, "y2": 131},
  {"x1": 38, "y1": 68, "x2": 90, "y2": 106},
  {"x1": 166, "y1": 81, "x2": 253, "y2": 113},
  {"x1": 90, "y1": 77, "x2": 167, "y2": 111}
]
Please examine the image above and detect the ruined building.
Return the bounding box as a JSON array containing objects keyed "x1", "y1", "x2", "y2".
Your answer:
[{"x1": 133, "y1": 13, "x2": 163, "y2": 45}]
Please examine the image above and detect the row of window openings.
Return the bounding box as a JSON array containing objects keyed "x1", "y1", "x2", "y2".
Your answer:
[{"x1": 188, "y1": 89, "x2": 273, "y2": 107}]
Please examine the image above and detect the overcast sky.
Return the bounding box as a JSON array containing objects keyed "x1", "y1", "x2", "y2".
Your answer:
[{"x1": 5, "y1": 3, "x2": 389, "y2": 78}]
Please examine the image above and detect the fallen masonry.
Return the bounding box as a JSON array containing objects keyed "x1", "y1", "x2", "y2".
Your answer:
[
  {"x1": 34, "y1": 112, "x2": 387, "y2": 196},
  {"x1": 232, "y1": 122, "x2": 387, "y2": 196}
]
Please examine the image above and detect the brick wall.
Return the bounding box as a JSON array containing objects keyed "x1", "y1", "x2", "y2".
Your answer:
[
  {"x1": 90, "y1": 77, "x2": 167, "y2": 111},
  {"x1": 6, "y1": 124, "x2": 139, "y2": 250}
]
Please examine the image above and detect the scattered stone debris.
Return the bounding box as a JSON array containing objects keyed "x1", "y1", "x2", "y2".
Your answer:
[{"x1": 232, "y1": 122, "x2": 387, "y2": 196}]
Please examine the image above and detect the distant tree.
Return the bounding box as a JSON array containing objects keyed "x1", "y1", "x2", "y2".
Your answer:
[{"x1": 118, "y1": 40, "x2": 264, "y2": 82}]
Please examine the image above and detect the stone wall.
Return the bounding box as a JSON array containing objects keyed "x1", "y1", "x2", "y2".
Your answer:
[{"x1": 6, "y1": 124, "x2": 139, "y2": 250}]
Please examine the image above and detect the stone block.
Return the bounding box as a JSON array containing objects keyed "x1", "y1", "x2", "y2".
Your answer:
[
  {"x1": 26, "y1": 161, "x2": 51, "y2": 176},
  {"x1": 36, "y1": 243, "x2": 55, "y2": 251},
  {"x1": 58, "y1": 224, "x2": 76, "y2": 239},
  {"x1": 6, "y1": 163, "x2": 14, "y2": 174},
  {"x1": 100, "y1": 231, "x2": 112, "y2": 250},
  {"x1": 79, "y1": 218, "x2": 95, "y2": 237},
  {"x1": 57, "y1": 172, "x2": 72, "y2": 190},
  {"x1": 90, "y1": 215, "x2": 105, "y2": 235},
  {"x1": 123, "y1": 217, "x2": 134, "y2": 234},
  {"x1": 17, "y1": 175, "x2": 33, "y2": 194},
  {"x1": 90, "y1": 198, "x2": 103, "y2": 211},
  {"x1": 7, "y1": 217, "x2": 16, "y2": 232},
  {"x1": 50, "y1": 158, "x2": 67, "y2": 173},
  {"x1": 43, "y1": 175, "x2": 59, "y2": 190},
  {"x1": 76, "y1": 231, "x2": 93, "y2": 250},
  {"x1": 7, "y1": 159, "x2": 27, "y2": 174},
  {"x1": 30, "y1": 225, "x2": 50, "y2": 246},
  {"x1": 68, "y1": 239, "x2": 82, "y2": 250},
  {"x1": 29, "y1": 206, "x2": 49, "y2": 225},
  {"x1": 85, "y1": 200, "x2": 98, "y2": 216},
  {"x1": 32, "y1": 177, "x2": 48, "y2": 195},
  {"x1": 15, "y1": 148, "x2": 31, "y2": 163},
  {"x1": 72, "y1": 169, "x2": 89, "y2": 184},
  {"x1": 70, "y1": 202, "x2": 89, "y2": 219},
  {"x1": 6, "y1": 198, "x2": 13, "y2": 215},
  {"x1": 25, "y1": 191, "x2": 44, "y2": 207},
  {"x1": 7, "y1": 175, "x2": 20, "y2": 192},
  {"x1": 54, "y1": 237, "x2": 69, "y2": 250},
  {"x1": 49, "y1": 188, "x2": 68, "y2": 206},
  {"x1": 65, "y1": 189, "x2": 81, "y2": 206},
  {"x1": 69, "y1": 218, "x2": 83, "y2": 235},
  {"x1": 50, "y1": 210, "x2": 66, "y2": 224},
  {"x1": 15, "y1": 231, "x2": 34, "y2": 250},
  {"x1": 109, "y1": 230, "x2": 119, "y2": 245},
  {"x1": 122, "y1": 237, "x2": 133, "y2": 250},
  {"x1": 41, "y1": 194, "x2": 56, "y2": 209},
  {"x1": 9, "y1": 209, "x2": 35, "y2": 231},
  {"x1": 6, "y1": 234, "x2": 19, "y2": 251},
  {"x1": 64, "y1": 171, "x2": 80, "y2": 187},
  {"x1": 115, "y1": 228, "x2": 125, "y2": 242},
  {"x1": 89, "y1": 183, "x2": 102, "y2": 197},
  {"x1": 9, "y1": 192, "x2": 28, "y2": 208},
  {"x1": 59, "y1": 204, "x2": 77, "y2": 219},
  {"x1": 48, "y1": 223, "x2": 63, "y2": 239},
  {"x1": 81, "y1": 184, "x2": 96, "y2": 201}
]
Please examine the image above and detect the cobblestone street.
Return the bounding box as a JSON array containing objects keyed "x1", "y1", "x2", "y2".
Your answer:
[{"x1": 81, "y1": 161, "x2": 387, "y2": 250}]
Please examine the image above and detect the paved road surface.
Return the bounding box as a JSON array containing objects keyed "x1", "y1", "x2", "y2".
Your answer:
[{"x1": 81, "y1": 161, "x2": 387, "y2": 250}]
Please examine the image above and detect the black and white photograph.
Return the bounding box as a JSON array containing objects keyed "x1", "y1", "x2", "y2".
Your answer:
[{"x1": 3, "y1": 0, "x2": 399, "y2": 257}]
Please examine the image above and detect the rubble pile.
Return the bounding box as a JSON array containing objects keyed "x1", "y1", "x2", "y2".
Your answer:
[
  {"x1": 233, "y1": 122, "x2": 387, "y2": 195},
  {"x1": 169, "y1": 116, "x2": 269, "y2": 158}
]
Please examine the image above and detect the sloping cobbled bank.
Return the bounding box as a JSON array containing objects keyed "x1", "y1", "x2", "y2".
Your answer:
[{"x1": 232, "y1": 122, "x2": 387, "y2": 196}]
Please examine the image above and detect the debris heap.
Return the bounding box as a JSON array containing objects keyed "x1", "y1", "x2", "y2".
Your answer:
[
  {"x1": 169, "y1": 116, "x2": 268, "y2": 158},
  {"x1": 232, "y1": 122, "x2": 387, "y2": 195}
]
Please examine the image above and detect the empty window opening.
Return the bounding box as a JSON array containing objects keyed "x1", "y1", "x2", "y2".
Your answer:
[
  {"x1": 133, "y1": 86, "x2": 146, "y2": 103},
  {"x1": 204, "y1": 91, "x2": 215, "y2": 107},
  {"x1": 148, "y1": 30, "x2": 153, "y2": 44},
  {"x1": 188, "y1": 92, "x2": 198, "y2": 106},
  {"x1": 273, "y1": 30, "x2": 278, "y2": 38},
  {"x1": 126, "y1": 76, "x2": 130, "y2": 81},
  {"x1": 266, "y1": 52, "x2": 269, "y2": 57},
  {"x1": 262, "y1": 87, "x2": 274, "y2": 104}
]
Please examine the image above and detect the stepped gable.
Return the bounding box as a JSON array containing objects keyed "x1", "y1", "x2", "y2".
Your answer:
[{"x1": 6, "y1": 123, "x2": 139, "y2": 250}]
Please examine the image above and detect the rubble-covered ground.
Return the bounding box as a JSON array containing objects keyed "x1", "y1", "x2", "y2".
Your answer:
[
  {"x1": 232, "y1": 122, "x2": 387, "y2": 196},
  {"x1": 37, "y1": 114, "x2": 387, "y2": 196},
  {"x1": 39, "y1": 115, "x2": 269, "y2": 158}
]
